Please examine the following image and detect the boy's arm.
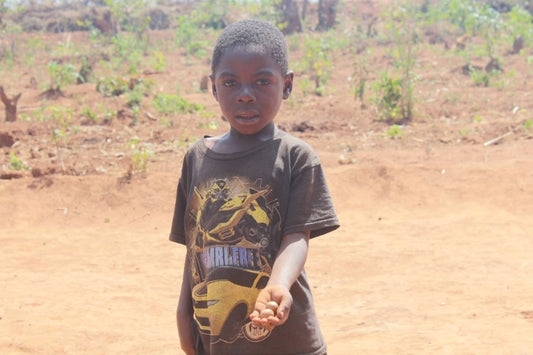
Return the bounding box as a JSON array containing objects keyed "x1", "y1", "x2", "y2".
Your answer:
[
  {"x1": 177, "y1": 258, "x2": 195, "y2": 355},
  {"x1": 250, "y1": 231, "x2": 310, "y2": 330}
]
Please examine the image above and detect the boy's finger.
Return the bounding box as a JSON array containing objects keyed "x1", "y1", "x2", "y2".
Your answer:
[
  {"x1": 276, "y1": 300, "x2": 290, "y2": 318},
  {"x1": 249, "y1": 310, "x2": 260, "y2": 320}
]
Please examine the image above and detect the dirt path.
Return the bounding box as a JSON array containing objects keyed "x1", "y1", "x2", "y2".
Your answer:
[{"x1": 1, "y1": 139, "x2": 532, "y2": 354}]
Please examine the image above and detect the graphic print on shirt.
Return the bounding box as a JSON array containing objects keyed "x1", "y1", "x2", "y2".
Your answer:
[{"x1": 187, "y1": 177, "x2": 281, "y2": 345}]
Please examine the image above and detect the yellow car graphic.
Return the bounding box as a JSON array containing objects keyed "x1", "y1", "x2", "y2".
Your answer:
[{"x1": 192, "y1": 267, "x2": 269, "y2": 343}]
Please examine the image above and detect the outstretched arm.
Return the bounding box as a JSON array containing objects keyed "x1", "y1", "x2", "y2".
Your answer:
[{"x1": 250, "y1": 231, "x2": 310, "y2": 330}]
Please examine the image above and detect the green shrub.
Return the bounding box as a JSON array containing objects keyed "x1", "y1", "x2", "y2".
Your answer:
[
  {"x1": 295, "y1": 34, "x2": 333, "y2": 95},
  {"x1": 152, "y1": 93, "x2": 204, "y2": 114},
  {"x1": 470, "y1": 68, "x2": 490, "y2": 87},
  {"x1": 175, "y1": 15, "x2": 209, "y2": 59},
  {"x1": 128, "y1": 136, "x2": 154, "y2": 173},
  {"x1": 9, "y1": 151, "x2": 28, "y2": 171},
  {"x1": 374, "y1": 3, "x2": 417, "y2": 123},
  {"x1": 371, "y1": 73, "x2": 410, "y2": 123},
  {"x1": 81, "y1": 107, "x2": 98, "y2": 124},
  {"x1": 386, "y1": 125, "x2": 404, "y2": 138},
  {"x1": 96, "y1": 76, "x2": 130, "y2": 97},
  {"x1": 48, "y1": 61, "x2": 77, "y2": 90}
]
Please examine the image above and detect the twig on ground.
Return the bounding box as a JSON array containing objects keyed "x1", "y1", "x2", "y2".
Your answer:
[{"x1": 483, "y1": 131, "x2": 513, "y2": 146}]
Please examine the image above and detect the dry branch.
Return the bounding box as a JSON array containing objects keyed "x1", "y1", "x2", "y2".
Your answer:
[
  {"x1": 483, "y1": 118, "x2": 531, "y2": 147},
  {"x1": 483, "y1": 131, "x2": 513, "y2": 146},
  {"x1": 0, "y1": 86, "x2": 22, "y2": 122}
]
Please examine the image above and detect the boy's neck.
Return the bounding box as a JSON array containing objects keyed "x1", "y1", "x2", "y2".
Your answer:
[{"x1": 208, "y1": 123, "x2": 276, "y2": 154}]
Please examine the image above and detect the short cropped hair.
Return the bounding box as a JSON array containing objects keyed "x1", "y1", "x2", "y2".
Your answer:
[{"x1": 211, "y1": 19, "x2": 289, "y2": 76}]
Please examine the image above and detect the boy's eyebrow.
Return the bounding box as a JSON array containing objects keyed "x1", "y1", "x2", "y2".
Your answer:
[
  {"x1": 217, "y1": 71, "x2": 237, "y2": 78},
  {"x1": 254, "y1": 69, "x2": 277, "y2": 76},
  {"x1": 216, "y1": 68, "x2": 278, "y2": 78}
]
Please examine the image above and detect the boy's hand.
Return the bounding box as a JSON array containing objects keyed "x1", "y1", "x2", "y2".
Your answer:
[{"x1": 249, "y1": 285, "x2": 292, "y2": 330}]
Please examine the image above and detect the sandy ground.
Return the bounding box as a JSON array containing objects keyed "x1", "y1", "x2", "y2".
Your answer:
[
  {"x1": 1, "y1": 138, "x2": 532, "y2": 354},
  {"x1": 2, "y1": 2, "x2": 533, "y2": 352}
]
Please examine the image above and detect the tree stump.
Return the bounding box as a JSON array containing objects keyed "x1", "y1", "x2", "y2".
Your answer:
[
  {"x1": 279, "y1": 0, "x2": 302, "y2": 35},
  {"x1": 512, "y1": 35, "x2": 524, "y2": 55},
  {"x1": 316, "y1": 0, "x2": 339, "y2": 31},
  {"x1": 0, "y1": 86, "x2": 22, "y2": 122}
]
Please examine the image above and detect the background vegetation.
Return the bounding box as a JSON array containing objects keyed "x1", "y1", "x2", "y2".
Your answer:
[{"x1": 1, "y1": 0, "x2": 532, "y2": 177}]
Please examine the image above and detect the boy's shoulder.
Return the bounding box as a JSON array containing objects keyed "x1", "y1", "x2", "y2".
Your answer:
[
  {"x1": 184, "y1": 136, "x2": 208, "y2": 154},
  {"x1": 275, "y1": 128, "x2": 316, "y2": 152},
  {"x1": 274, "y1": 128, "x2": 321, "y2": 165}
]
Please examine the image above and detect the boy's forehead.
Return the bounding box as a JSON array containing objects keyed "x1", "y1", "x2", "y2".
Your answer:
[
  {"x1": 216, "y1": 44, "x2": 280, "y2": 71},
  {"x1": 225, "y1": 43, "x2": 269, "y2": 58}
]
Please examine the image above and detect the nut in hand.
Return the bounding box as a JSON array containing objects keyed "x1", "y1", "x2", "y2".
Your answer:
[
  {"x1": 265, "y1": 301, "x2": 279, "y2": 311},
  {"x1": 260, "y1": 308, "x2": 275, "y2": 318}
]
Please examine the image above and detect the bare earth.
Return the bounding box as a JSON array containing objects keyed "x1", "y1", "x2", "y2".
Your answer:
[
  {"x1": 2, "y1": 137, "x2": 533, "y2": 354},
  {"x1": 1, "y1": 7, "x2": 533, "y2": 354}
]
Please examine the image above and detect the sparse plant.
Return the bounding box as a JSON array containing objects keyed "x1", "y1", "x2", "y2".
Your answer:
[
  {"x1": 197, "y1": 120, "x2": 219, "y2": 130},
  {"x1": 459, "y1": 128, "x2": 470, "y2": 136},
  {"x1": 160, "y1": 117, "x2": 172, "y2": 128},
  {"x1": 77, "y1": 56, "x2": 93, "y2": 84},
  {"x1": 0, "y1": 47, "x2": 15, "y2": 70},
  {"x1": 50, "y1": 106, "x2": 74, "y2": 132},
  {"x1": 47, "y1": 60, "x2": 77, "y2": 93},
  {"x1": 476, "y1": 5, "x2": 503, "y2": 60},
  {"x1": 104, "y1": 0, "x2": 151, "y2": 46},
  {"x1": 371, "y1": 73, "x2": 406, "y2": 123},
  {"x1": 175, "y1": 15, "x2": 209, "y2": 60},
  {"x1": 49, "y1": 106, "x2": 75, "y2": 172},
  {"x1": 506, "y1": 5, "x2": 533, "y2": 53},
  {"x1": 150, "y1": 50, "x2": 166, "y2": 73},
  {"x1": 373, "y1": 3, "x2": 418, "y2": 123},
  {"x1": 470, "y1": 67, "x2": 490, "y2": 87},
  {"x1": 386, "y1": 125, "x2": 404, "y2": 138},
  {"x1": 297, "y1": 77, "x2": 313, "y2": 97},
  {"x1": 102, "y1": 109, "x2": 116, "y2": 124},
  {"x1": 9, "y1": 151, "x2": 29, "y2": 171},
  {"x1": 128, "y1": 136, "x2": 154, "y2": 174},
  {"x1": 190, "y1": 0, "x2": 230, "y2": 29},
  {"x1": 295, "y1": 34, "x2": 333, "y2": 96},
  {"x1": 152, "y1": 93, "x2": 205, "y2": 114},
  {"x1": 126, "y1": 84, "x2": 144, "y2": 109},
  {"x1": 435, "y1": 0, "x2": 487, "y2": 36},
  {"x1": 352, "y1": 54, "x2": 370, "y2": 108},
  {"x1": 81, "y1": 106, "x2": 98, "y2": 124},
  {"x1": 96, "y1": 76, "x2": 130, "y2": 97},
  {"x1": 110, "y1": 32, "x2": 144, "y2": 74}
]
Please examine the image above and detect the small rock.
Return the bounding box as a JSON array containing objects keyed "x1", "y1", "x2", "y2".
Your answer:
[
  {"x1": 338, "y1": 154, "x2": 356, "y2": 165},
  {"x1": 0, "y1": 132, "x2": 15, "y2": 148}
]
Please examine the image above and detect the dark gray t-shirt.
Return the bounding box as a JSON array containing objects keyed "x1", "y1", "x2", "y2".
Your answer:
[{"x1": 170, "y1": 128, "x2": 339, "y2": 354}]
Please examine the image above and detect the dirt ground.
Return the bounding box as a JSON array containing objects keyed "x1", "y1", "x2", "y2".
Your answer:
[{"x1": 1, "y1": 2, "x2": 533, "y2": 353}]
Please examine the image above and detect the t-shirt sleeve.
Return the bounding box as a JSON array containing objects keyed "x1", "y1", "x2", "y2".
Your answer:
[
  {"x1": 169, "y1": 154, "x2": 190, "y2": 245},
  {"x1": 169, "y1": 177, "x2": 187, "y2": 244},
  {"x1": 283, "y1": 161, "x2": 340, "y2": 239}
]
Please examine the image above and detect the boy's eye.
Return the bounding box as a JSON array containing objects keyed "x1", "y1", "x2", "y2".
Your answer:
[
  {"x1": 256, "y1": 79, "x2": 271, "y2": 86},
  {"x1": 223, "y1": 80, "x2": 237, "y2": 87}
]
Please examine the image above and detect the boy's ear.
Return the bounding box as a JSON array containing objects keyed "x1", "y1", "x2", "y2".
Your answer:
[
  {"x1": 282, "y1": 71, "x2": 294, "y2": 100},
  {"x1": 210, "y1": 74, "x2": 218, "y2": 101}
]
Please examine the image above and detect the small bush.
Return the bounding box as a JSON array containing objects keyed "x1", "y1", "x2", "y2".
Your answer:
[
  {"x1": 152, "y1": 93, "x2": 204, "y2": 114},
  {"x1": 9, "y1": 151, "x2": 28, "y2": 171},
  {"x1": 371, "y1": 73, "x2": 411, "y2": 123},
  {"x1": 96, "y1": 76, "x2": 130, "y2": 97}
]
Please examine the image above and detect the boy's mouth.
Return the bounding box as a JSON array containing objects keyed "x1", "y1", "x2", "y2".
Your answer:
[{"x1": 235, "y1": 111, "x2": 259, "y2": 121}]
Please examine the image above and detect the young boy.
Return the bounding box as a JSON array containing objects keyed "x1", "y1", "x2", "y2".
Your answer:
[{"x1": 169, "y1": 19, "x2": 339, "y2": 354}]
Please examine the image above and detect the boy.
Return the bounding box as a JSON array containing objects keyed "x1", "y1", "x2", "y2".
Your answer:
[{"x1": 169, "y1": 19, "x2": 339, "y2": 354}]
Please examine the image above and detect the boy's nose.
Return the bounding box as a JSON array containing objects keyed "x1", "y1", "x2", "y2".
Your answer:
[{"x1": 237, "y1": 86, "x2": 256, "y2": 103}]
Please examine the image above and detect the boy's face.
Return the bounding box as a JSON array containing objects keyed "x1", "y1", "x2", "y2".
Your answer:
[{"x1": 211, "y1": 45, "x2": 293, "y2": 136}]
